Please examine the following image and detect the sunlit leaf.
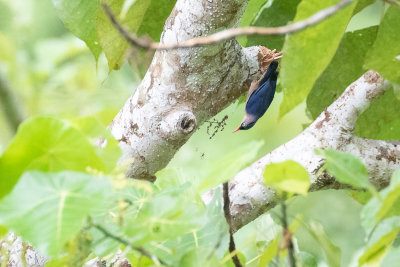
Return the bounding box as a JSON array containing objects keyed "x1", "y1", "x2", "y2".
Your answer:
[
  {"x1": 364, "y1": 7, "x2": 400, "y2": 84},
  {"x1": 0, "y1": 117, "x2": 104, "y2": 199},
  {"x1": 279, "y1": 0, "x2": 356, "y2": 117},
  {"x1": 257, "y1": 234, "x2": 280, "y2": 267},
  {"x1": 263, "y1": 160, "x2": 310, "y2": 196},
  {"x1": 317, "y1": 149, "x2": 372, "y2": 190},
  {"x1": 52, "y1": 0, "x2": 102, "y2": 60},
  {"x1": 358, "y1": 217, "x2": 400, "y2": 267},
  {"x1": 307, "y1": 26, "x2": 378, "y2": 119},
  {"x1": 0, "y1": 171, "x2": 112, "y2": 257},
  {"x1": 376, "y1": 170, "x2": 400, "y2": 221}
]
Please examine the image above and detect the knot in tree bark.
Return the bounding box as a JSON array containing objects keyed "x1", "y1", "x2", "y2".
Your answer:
[{"x1": 160, "y1": 110, "x2": 197, "y2": 138}]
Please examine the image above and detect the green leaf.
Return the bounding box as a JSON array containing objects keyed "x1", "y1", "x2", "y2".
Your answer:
[
  {"x1": 306, "y1": 221, "x2": 341, "y2": 267},
  {"x1": 376, "y1": 170, "x2": 400, "y2": 221},
  {"x1": 52, "y1": 0, "x2": 102, "y2": 60},
  {"x1": 96, "y1": 0, "x2": 151, "y2": 71},
  {"x1": 382, "y1": 246, "x2": 400, "y2": 267},
  {"x1": 355, "y1": 87, "x2": 400, "y2": 140},
  {"x1": 361, "y1": 169, "x2": 400, "y2": 233},
  {"x1": 245, "y1": 0, "x2": 302, "y2": 50},
  {"x1": 0, "y1": 117, "x2": 104, "y2": 199},
  {"x1": 124, "y1": 184, "x2": 203, "y2": 244},
  {"x1": 364, "y1": 7, "x2": 400, "y2": 84},
  {"x1": 358, "y1": 217, "x2": 400, "y2": 267},
  {"x1": 306, "y1": 26, "x2": 378, "y2": 119},
  {"x1": 279, "y1": 0, "x2": 356, "y2": 118},
  {"x1": 198, "y1": 141, "x2": 263, "y2": 192},
  {"x1": 240, "y1": 0, "x2": 266, "y2": 27},
  {"x1": 0, "y1": 225, "x2": 7, "y2": 238},
  {"x1": 0, "y1": 171, "x2": 112, "y2": 257},
  {"x1": 353, "y1": 0, "x2": 375, "y2": 15},
  {"x1": 136, "y1": 0, "x2": 176, "y2": 41},
  {"x1": 263, "y1": 160, "x2": 310, "y2": 196},
  {"x1": 257, "y1": 234, "x2": 280, "y2": 267},
  {"x1": 72, "y1": 115, "x2": 121, "y2": 173},
  {"x1": 297, "y1": 251, "x2": 318, "y2": 267},
  {"x1": 317, "y1": 149, "x2": 372, "y2": 190}
]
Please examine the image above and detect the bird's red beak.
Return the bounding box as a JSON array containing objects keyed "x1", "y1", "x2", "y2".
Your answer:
[{"x1": 233, "y1": 126, "x2": 241, "y2": 133}]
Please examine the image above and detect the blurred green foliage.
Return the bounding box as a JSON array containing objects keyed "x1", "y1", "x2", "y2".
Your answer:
[{"x1": 0, "y1": 0, "x2": 400, "y2": 266}]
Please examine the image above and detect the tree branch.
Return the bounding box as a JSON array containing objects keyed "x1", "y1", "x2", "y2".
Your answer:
[
  {"x1": 110, "y1": 0, "x2": 281, "y2": 181},
  {"x1": 223, "y1": 182, "x2": 242, "y2": 267},
  {"x1": 103, "y1": 0, "x2": 352, "y2": 50},
  {"x1": 226, "y1": 71, "x2": 400, "y2": 231}
]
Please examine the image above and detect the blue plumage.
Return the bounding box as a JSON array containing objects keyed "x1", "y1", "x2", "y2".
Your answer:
[{"x1": 234, "y1": 61, "x2": 278, "y2": 132}]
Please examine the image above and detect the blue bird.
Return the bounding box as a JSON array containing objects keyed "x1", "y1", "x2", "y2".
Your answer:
[{"x1": 233, "y1": 61, "x2": 278, "y2": 132}]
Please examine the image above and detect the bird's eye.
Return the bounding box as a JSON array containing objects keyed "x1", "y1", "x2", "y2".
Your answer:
[{"x1": 242, "y1": 123, "x2": 246, "y2": 127}]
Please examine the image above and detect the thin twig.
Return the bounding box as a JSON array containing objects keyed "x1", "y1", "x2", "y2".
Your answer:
[
  {"x1": 0, "y1": 71, "x2": 24, "y2": 132},
  {"x1": 223, "y1": 182, "x2": 243, "y2": 267},
  {"x1": 280, "y1": 197, "x2": 296, "y2": 267},
  {"x1": 90, "y1": 222, "x2": 166, "y2": 266},
  {"x1": 102, "y1": 0, "x2": 353, "y2": 50}
]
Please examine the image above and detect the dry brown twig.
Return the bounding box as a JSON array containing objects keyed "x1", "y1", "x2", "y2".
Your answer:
[{"x1": 102, "y1": 0, "x2": 353, "y2": 50}]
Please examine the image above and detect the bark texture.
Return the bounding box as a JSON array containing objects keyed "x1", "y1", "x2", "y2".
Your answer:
[
  {"x1": 226, "y1": 71, "x2": 400, "y2": 231},
  {"x1": 109, "y1": 0, "x2": 270, "y2": 181}
]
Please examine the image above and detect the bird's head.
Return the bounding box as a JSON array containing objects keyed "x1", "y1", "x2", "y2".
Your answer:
[{"x1": 233, "y1": 115, "x2": 256, "y2": 132}]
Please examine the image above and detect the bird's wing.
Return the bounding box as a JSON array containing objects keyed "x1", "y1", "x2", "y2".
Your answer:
[
  {"x1": 246, "y1": 81, "x2": 259, "y2": 102},
  {"x1": 246, "y1": 61, "x2": 278, "y2": 103}
]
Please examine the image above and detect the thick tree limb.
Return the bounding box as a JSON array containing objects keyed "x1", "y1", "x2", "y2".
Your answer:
[
  {"x1": 103, "y1": 0, "x2": 352, "y2": 50},
  {"x1": 110, "y1": 0, "x2": 280, "y2": 181},
  {"x1": 227, "y1": 71, "x2": 400, "y2": 231}
]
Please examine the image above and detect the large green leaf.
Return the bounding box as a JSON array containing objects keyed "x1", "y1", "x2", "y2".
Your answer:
[
  {"x1": 123, "y1": 184, "x2": 203, "y2": 245},
  {"x1": 0, "y1": 117, "x2": 104, "y2": 199},
  {"x1": 279, "y1": 0, "x2": 356, "y2": 118},
  {"x1": 72, "y1": 115, "x2": 122, "y2": 173},
  {"x1": 96, "y1": 0, "x2": 151, "y2": 71},
  {"x1": 306, "y1": 26, "x2": 378, "y2": 119},
  {"x1": 136, "y1": 0, "x2": 176, "y2": 41},
  {"x1": 198, "y1": 141, "x2": 263, "y2": 192},
  {"x1": 364, "y1": 7, "x2": 400, "y2": 84},
  {"x1": 245, "y1": 0, "x2": 302, "y2": 50},
  {"x1": 355, "y1": 87, "x2": 400, "y2": 140},
  {"x1": 353, "y1": 0, "x2": 375, "y2": 15},
  {"x1": 240, "y1": 0, "x2": 266, "y2": 27},
  {"x1": 382, "y1": 247, "x2": 400, "y2": 267},
  {"x1": 0, "y1": 171, "x2": 112, "y2": 257},
  {"x1": 263, "y1": 160, "x2": 310, "y2": 196},
  {"x1": 317, "y1": 149, "x2": 373, "y2": 190},
  {"x1": 52, "y1": 0, "x2": 102, "y2": 60}
]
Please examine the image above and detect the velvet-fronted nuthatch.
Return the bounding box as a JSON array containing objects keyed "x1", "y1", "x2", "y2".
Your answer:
[{"x1": 233, "y1": 61, "x2": 278, "y2": 132}]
